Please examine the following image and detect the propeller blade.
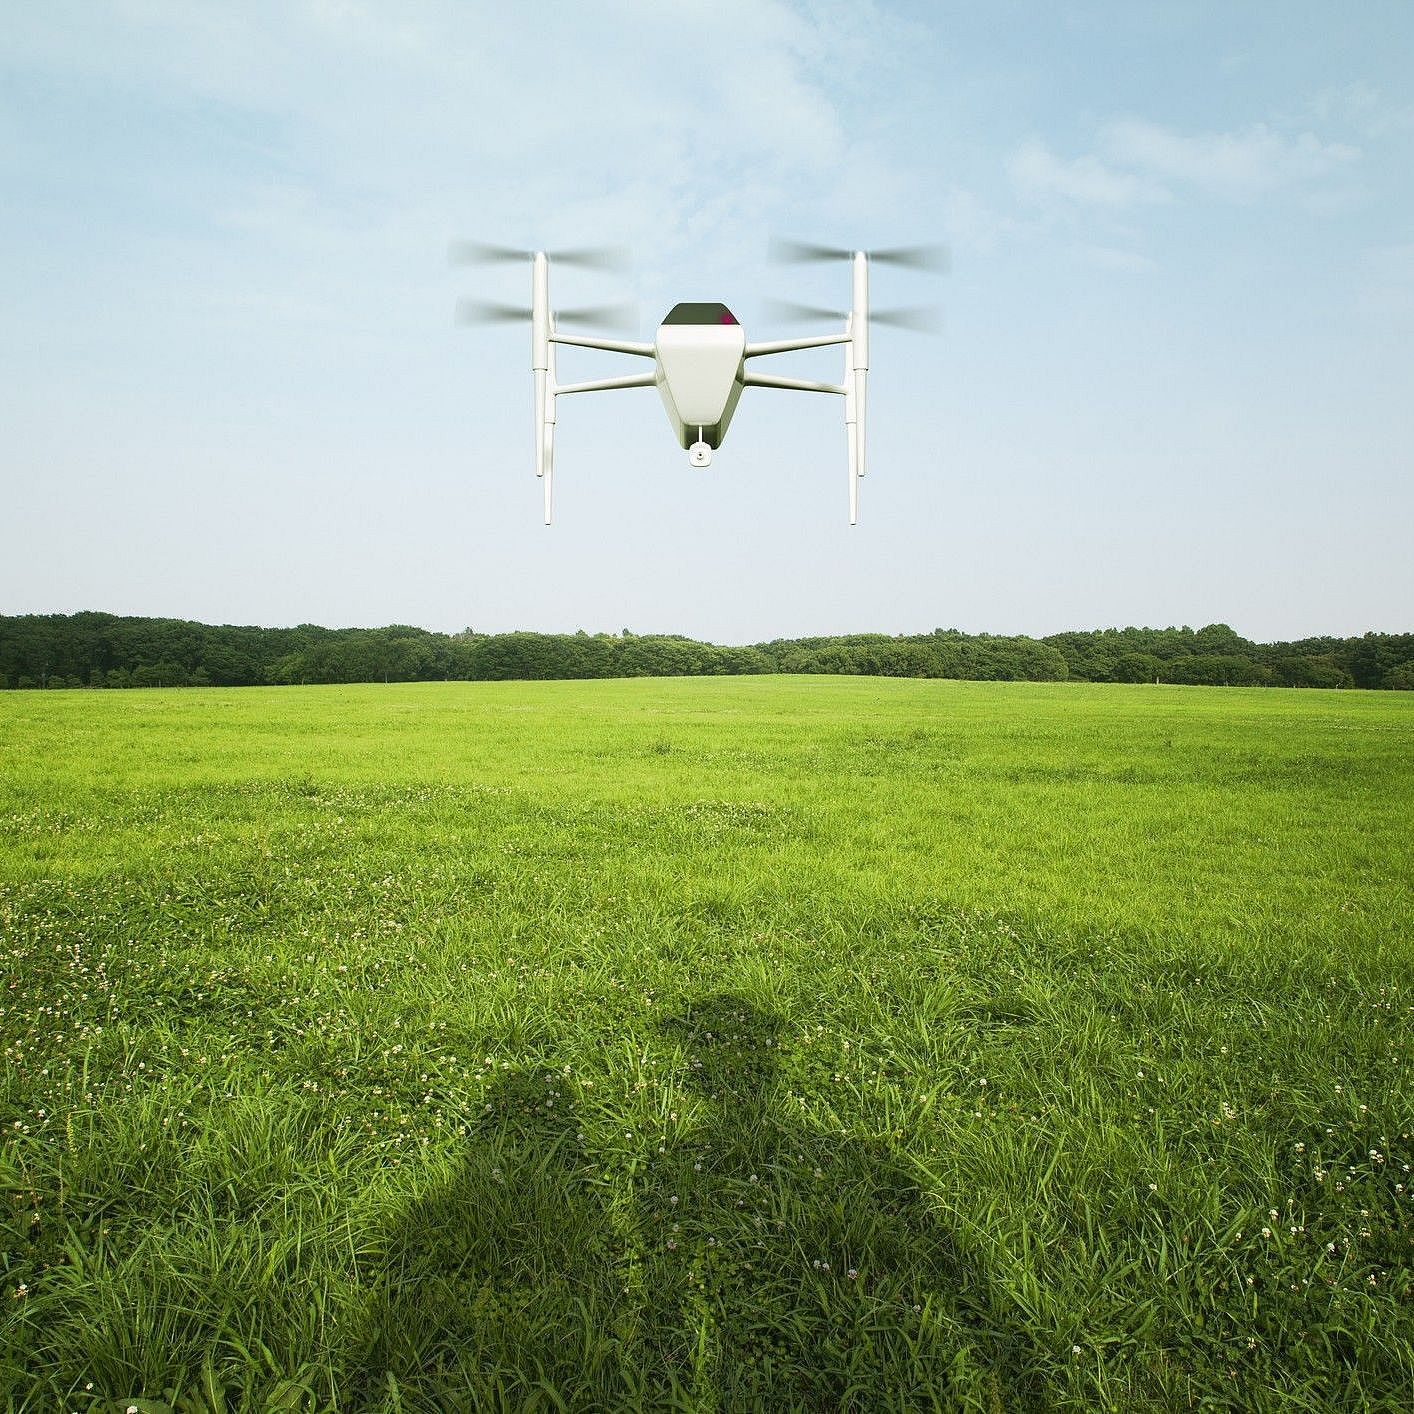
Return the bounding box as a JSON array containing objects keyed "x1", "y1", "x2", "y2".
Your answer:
[
  {"x1": 872, "y1": 305, "x2": 943, "y2": 333},
  {"x1": 870, "y1": 243, "x2": 950, "y2": 272},
  {"x1": 449, "y1": 241, "x2": 528, "y2": 265},
  {"x1": 769, "y1": 238, "x2": 950, "y2": 271},
  {"x1": 552, "y1": 245, "x2": 631, "y2": 272},
  {"x1": 449, "y1": 241, "x2": 631, "y2": 271},
  {"x1": 556, "y1": 302, "x2": 639, "y2": 332},
  {"x1": 456, "y1": 298, "x2": 532, "y2": 324},
  {"x1": 766, "y1": 298, "x2": 940, "y2": 332},
  {"x1": 766, "y1": 298, "x2": 847, "y2": 325},
  {"x1": 769, "y1": 237, "x2": 854, "y2": 264}
]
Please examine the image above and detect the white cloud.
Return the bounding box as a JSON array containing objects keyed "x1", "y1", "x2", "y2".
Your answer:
[
  {"x1": 3, "y1": 0, "x2": 892, "y2": 252},
  {"x1": 1010, "y1": 118, "x2": 1360, "y2": 212},
  {"x1": 1308, "y1": 82, "x2": 1414, "y2": 140},
  {"x1": 1009, "y1": 139, "x2": 1169, "y2": 208},
  {"x1": 1104, "y1": 119, "x2": 1359, "y2": 200},
  {"x1": 0, "y1": 0, "x2": 958, "y2": 385},
  {"x1": 936, "y1": 186, "x2": 1017, "y2": 255}
]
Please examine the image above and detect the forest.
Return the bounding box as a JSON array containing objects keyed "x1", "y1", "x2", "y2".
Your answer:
[{"x1": 2, "y1": 611, "x2": 1412, "y2": 690}]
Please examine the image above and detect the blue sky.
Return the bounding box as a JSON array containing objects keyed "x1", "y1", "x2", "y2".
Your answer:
[{"x1": 3, "y1": 1, "x2": 1411, "y2": 642}]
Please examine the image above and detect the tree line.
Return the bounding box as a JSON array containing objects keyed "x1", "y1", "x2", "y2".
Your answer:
[{"x1": 1, "y1": 612, "x2": 1411, "y2": 691}]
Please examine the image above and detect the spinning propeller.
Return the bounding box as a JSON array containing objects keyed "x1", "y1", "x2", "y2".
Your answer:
[
  {"x1": 456, "y1": 297, "x2": 639, "y2": 332},
  {"x1": 451, "y1": 240, "x2": 636, "y2": 332},
  {"x1": 769, "y1": 238, "x2": 949, "y2": 272},
  {"x1": 449, "y1": 241, "x2": 630, "y2": 272},
  {"x1": 765, "y1": 298, "x2": 941, "y2": 333},
  {"x1": 766, "y1": 236, "x2": 948, "y2": 334}
]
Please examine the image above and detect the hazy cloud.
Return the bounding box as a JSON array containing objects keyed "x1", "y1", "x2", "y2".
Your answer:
[
  {"x1": 1010, "y1": 117, "x2": 1360, "y2": 211},
  {"x1": 1105, "y1": 119, "x2": 1359, "y2": 199},
  {"x1": 1308, "y1": 81, "x2": 1414, "y2": 140},
  {"x1": 1009, "y1": 139, "x2": 1169, "y2": 208}
]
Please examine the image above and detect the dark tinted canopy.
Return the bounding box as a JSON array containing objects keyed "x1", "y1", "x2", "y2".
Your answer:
[{"x1": 662, "y1": 302, "x2": 739, "y2": 326}]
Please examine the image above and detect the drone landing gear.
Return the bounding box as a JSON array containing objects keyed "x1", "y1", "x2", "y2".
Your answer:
[{"x1": 689, "y1": 427, "x2": 712, "y2": 467}]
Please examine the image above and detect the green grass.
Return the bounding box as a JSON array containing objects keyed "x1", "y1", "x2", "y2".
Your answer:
[{"x1": 2, "y1": 677, "x2": 1411, "y2": 1411}]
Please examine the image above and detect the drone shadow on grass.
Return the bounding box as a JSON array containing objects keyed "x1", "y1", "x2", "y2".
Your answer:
[{"x1": 346, "y1": 995, "x2": 1037, "y2": 1410}]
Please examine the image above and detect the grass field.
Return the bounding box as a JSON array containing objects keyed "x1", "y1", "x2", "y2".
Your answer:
[{"x1": 2, "y1": 677, "x2": 1412, "y2": 1411}]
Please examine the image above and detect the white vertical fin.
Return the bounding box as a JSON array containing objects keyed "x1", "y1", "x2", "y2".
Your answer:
[
  {"x1": 844, "y1": 323, "x2": 858, "y2": 525},
  {"x1": 851, "y1": 251, "x2": 869, "y2": 481},
  {"x1": 532, "y1": 252, "x2": 550, "y2": 481},
  {"x1": 543, "y1": 340, "x2": 556, "y2": 525},
  {"x1": 543, "y1": 423, "x2": 554, "y2": 524}
]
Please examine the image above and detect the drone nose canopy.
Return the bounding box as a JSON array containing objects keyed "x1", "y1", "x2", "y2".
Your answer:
[{"x1": 662, "y1": 302, "x2": 739, "y2": 326}]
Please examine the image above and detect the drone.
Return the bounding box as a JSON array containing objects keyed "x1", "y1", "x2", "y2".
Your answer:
[{"x1": 453, "y1": 240, "x2": 944, "y2": 524}]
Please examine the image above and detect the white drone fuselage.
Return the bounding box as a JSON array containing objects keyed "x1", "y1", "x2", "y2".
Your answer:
[
  {"x1": 531, "y1": 250, "x2": 870, "y2": 523},
  {"x1": 654, "y1": 318, "x2": 746, "y2": 454}
]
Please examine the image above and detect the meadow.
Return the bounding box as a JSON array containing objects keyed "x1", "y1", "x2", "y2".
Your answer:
[{"x1": 1, "y1": 676, "x2": 1411, "y2": 1411}]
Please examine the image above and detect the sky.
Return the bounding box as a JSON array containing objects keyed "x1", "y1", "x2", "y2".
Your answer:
[{"x1": 2, "y1": 0, "x2": 1411, "y2": 644}]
